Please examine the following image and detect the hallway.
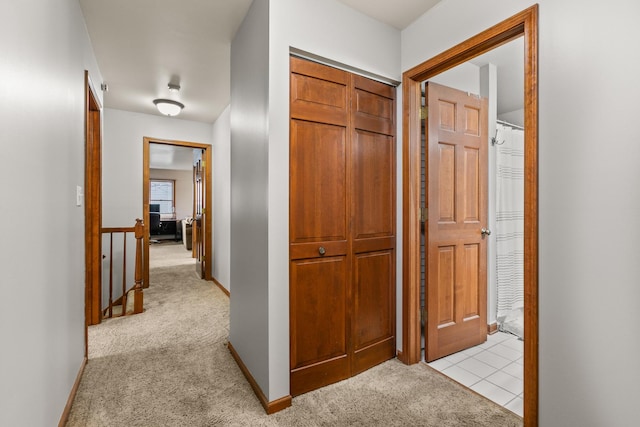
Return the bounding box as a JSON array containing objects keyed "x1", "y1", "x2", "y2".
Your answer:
[
  {"x1": 68, "y1": 242, "x2": 232, "y2": 425},
  {"x1": 67, "y1": 242, "x2": 520, "y2": 426}
]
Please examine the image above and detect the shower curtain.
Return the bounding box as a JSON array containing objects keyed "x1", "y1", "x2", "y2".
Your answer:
[{"x1": 495, "y1": 123, "x2": 525, "y2": 339}]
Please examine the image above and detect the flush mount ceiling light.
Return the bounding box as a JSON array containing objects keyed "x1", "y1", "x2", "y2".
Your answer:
[
  {"x1": 154, "y1": 82, "x2": 184, "y2": 116},
  {"x1": 153, "y1": 98, "x2": 184, "y2": 116}
]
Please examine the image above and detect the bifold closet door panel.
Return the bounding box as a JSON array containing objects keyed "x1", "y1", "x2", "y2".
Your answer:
[
  {"x1": 350, "y1": 75, "x2": 396, "y2": 375},
  {"x1": 289, "y1": 56, "x2": 396, "y2": 396},
  {"x1": 290, "y1": 56, "x2": 351, "y2": 396}
]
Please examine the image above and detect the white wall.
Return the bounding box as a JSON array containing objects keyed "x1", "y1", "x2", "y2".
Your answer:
[
  {"x1": 267, "y1": 0, "x2": 401, "y2": 400},
  {"x1": 480, "y1": 64, "x2": 499, "y2": 327},
  {"x1": 429, "y1": 62, "x2": 480, "y2": 94},
  {"x1": 230, "y1": 0, "x2": 401, "y2": 401},
  {"x1": 498, "y1": 108, "x2": 525, "y2": 127},
  {"x1": 212, "y1": 105, "x2": 231, "y2": 291},
  {"x1": 229, "y1": 0, "x2": 271, "y2": 395},
  {"x1": 102, "y1": 109, "x2": 211, "y2": 227},
  {"x1": 149, "y1": 168, "x2": 193, "y2": 220},
  {"x1": 403, "y1": 0, "x2": 640, "y2": 425},
  {"x1": 0, "y1": 0, "x2": 102, "y2": 425}
]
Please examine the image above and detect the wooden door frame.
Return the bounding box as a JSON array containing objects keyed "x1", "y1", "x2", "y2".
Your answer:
[
  {"x1": 142, "y1": 137, "x2": 213, "y2": 286},
  {"x1": 400, "y1": 5, "x2": 538, "y2": 425},
  {"x1": 84, "y1": 71, "x2": 103, "y2": 352}
]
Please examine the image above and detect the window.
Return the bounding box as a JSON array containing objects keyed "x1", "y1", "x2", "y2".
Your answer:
[{"x1": 150, "y1": 179, "x2": 175, "y2": 218}]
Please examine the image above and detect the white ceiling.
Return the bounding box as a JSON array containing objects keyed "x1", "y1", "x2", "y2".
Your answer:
[
  {"x1": 79, "y1": 0, "x2": 442, "y2": 124},
  {"x1": 80, "y1": 0, "x2": 520, "y2": 128},
  {"x1": 337, "y1": 0, "x2": 442, "y2": 30},
  {"x1": 79, "y1": 0, "x2": 253, "y2": 123}
]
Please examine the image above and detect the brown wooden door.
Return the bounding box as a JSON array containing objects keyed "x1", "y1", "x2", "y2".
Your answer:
[
  {"x1": 350, "y1": 75, "x2": 396, "y2": 375},
  {"x1": 425, "y1": 82, "x2": 488, "y2": 362},
  {"x1": 85, "y1": 72, "x2": 102, "y2": 327},
  {"x1": 194, "y1": 154, "x2": 205, "y2": 278},
  {"x1": 289, "y1": 57, "x2": 395, "y2": 396}
]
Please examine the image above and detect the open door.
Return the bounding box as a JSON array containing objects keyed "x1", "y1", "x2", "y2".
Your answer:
[
  {"x1": 193, "y1": 152, "x2": 206, "y2": 278},
  {"x1": 425, "y1": 82, "x2": 488, "y2": 362},
  {"x1": 85, "y1": 71, "x2": 102, "y2": 330}
]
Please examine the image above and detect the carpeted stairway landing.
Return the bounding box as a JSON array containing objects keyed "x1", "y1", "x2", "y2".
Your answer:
[{"x1": 67, "y1": 242, "x2": 522, "y2": 426}]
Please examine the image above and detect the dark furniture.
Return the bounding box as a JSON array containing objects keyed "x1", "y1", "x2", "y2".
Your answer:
[
  {"x1": 149, "y1": 212, "x2": 161, "y2": 234},
  {"x1": 159, "y1": 219, "x2": 179, "y2": 240},
  {"x1": 149, "y1": 204, "x2": 162, "y2": 235}
]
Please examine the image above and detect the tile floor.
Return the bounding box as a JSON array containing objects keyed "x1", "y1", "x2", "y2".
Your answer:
[{"x1": 426, "y1": 331, "x2": 524, "y2": 417}]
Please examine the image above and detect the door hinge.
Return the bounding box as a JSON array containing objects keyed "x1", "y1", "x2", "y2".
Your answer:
[
  {"x1": 420, "y1": 207, "x2": 428, "y2": 223},
  {"x1": 420, "y1": 106, "x2": 428, "y2": 120}
]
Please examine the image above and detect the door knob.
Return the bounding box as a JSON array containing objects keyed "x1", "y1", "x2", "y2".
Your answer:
[
  {"x1": 318, "y1": 246, "x2": 326, "y2": 256},
  {"x1": 481, "y1": 228, "x2": 491, "y2": 236}
]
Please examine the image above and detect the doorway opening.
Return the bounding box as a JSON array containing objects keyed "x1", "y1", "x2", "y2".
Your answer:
[
  {"x1": 401, "y1": 6, "x2": 538, "y2": 426},
  {"x1": 142, "y1": 138, "x2": 213, "y2": 286},
  {"x1": 419, "y1": 36, "x2": 526, "y2": 415}
]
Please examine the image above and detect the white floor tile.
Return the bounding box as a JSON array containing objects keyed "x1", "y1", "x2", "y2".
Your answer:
[
  {"x1": 488, "y1": 332, "x2": 512, "y2": 343},
  {"x1": 488, "y1": 343, "x2": 523, "y2": 361},
  {"x1": 502, "y1": 361, "x2": 524, "y2": 380},
  {"x1": 471, "y1": 380, "x2": 516, "y2": 406},
  {"x1": 427, "y1": 358, "x2": 452, "y2": 371},
  {"x1": 441, "y1": 365, "x2": 482, "y2": 387},
  {"x1": 422, "y1": 333, "x2": 527, "y2": 415},
  {"x1": 505, "y1": 396, "x2": 524, "y2": 417},
  {"x1": 461, "y1": 345, "x2": 484, "y2": 357},
  {"x1": 443, "y1": 351, "x2": 468, "y2": 364},
  {"x1": 501, "y1": 337, "x2": 524, "y2": 352},
  {"x1": 486, "y1": 370, "x2": 523, "y2": 395},
  {"x1": 457, "y1": 357, "x2": 498, "y2": 378},
  {"x1": 473, "y1": 350, "x2": 512, "y2": 370},
  {"x1": 477, "y1": 340, "x2": 499, "y2": 350},
  {"x1": 477, "y1": 333, "x2": 508, "y2": 350}
]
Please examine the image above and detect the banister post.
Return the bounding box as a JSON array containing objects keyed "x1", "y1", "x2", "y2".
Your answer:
[{"x1": 133, "y1": 218, "x2": 144, "y2": 314}]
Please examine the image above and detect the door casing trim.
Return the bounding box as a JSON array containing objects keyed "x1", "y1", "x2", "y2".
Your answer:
[
  {"x1": 400, "y1": 5, "x2": 538, "y2": 425},
  {"x1": 84, "y1": 70, "x2": 102, "y2": 340}
]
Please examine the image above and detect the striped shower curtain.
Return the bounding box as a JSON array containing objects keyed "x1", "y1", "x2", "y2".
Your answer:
[{"x1": 495, "y1": 123, "x2": 525, "y2": 338}]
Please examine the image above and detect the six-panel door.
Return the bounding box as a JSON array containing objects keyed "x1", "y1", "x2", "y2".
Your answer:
[{"x1": 425, "y1": 82, "x2": 488, "y2": 362}]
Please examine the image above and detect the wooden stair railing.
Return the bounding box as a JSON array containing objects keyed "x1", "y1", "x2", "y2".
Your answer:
[{"x1": 101, "y1": 219, "x2": 144, "y2": 319}]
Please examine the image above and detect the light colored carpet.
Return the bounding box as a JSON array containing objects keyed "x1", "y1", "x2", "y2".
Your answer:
[{"x1": 67, "y1": 242, "x2": 521, "y2": 426}]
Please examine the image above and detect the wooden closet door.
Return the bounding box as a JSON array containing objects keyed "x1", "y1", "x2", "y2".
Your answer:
[
  {"x1": 289, "y1": 57, "x2": 350, "y2": 396},
  {"x1": 350, "y1": 75, "x2": 396, "y2": 375},
  {"x1": 289, "y1": 57, "x2": 396, "y2": 396}
]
